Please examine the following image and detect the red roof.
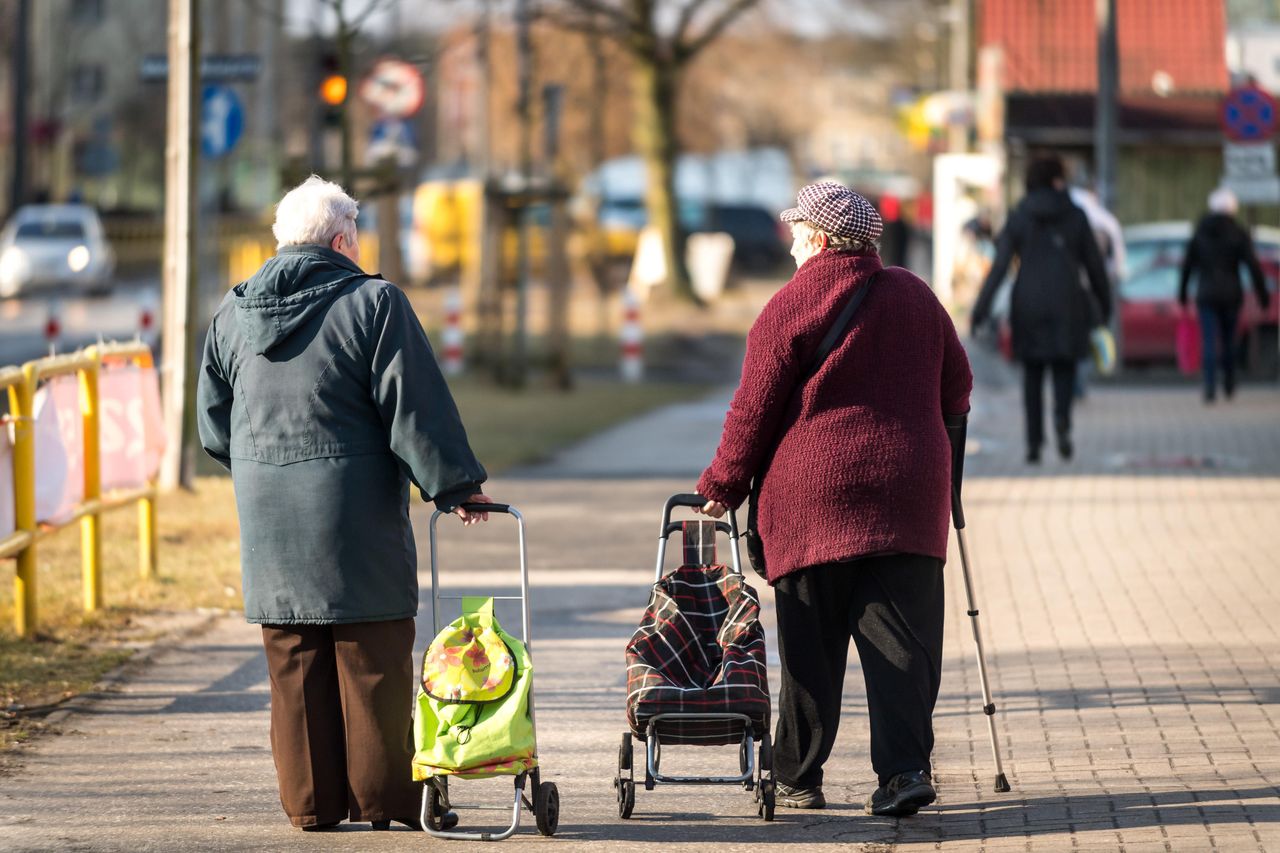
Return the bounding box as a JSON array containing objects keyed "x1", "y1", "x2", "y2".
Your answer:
[{"x1": 980, "y1": 0, "x2": 1227, "y2": 95}]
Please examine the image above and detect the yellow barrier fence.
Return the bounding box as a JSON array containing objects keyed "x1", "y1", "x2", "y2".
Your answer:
[{"x1": 1, "y1": 342, "x2": 160, "y2": 638}]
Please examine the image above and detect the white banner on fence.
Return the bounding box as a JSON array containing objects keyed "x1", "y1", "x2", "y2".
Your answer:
[
  {"x1": 0, "y1": 421, "x2": 14, "y2": 540},
  {"x1": 34, "y1": 376, "x2": 83, "y2": 525},
  {"x1": 99, "y1": 365, "x2": 166, "y2": 492}
]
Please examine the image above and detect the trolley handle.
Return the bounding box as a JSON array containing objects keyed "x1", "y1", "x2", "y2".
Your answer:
[
  {"x1": 461, "y1": 501, "x2": 512, "y2": 514},
  {"x1": 660, "y1": 493, "x2": 740, "y2": 539},
  {"x1": 663, "y1": 521, "x2": 733, "y2": 539}
]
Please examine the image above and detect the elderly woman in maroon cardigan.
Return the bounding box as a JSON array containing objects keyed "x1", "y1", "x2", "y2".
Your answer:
[{"x1": 696, "y1": 182, "x2": 973, "y2": 817}]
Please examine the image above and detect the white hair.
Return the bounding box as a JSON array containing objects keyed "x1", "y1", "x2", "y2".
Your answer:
[
  {"x1": 272, "y1": 175, "x2": 359, "y2": 249},
  {"x1": 1208, "y1": 187, "x2": 1238, "y2": 215},
  {"x1": 791, "y1": 220, "x2": 878, "y2": 254}
]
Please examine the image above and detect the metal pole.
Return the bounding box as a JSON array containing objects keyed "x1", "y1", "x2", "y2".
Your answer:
[
  {"x1": 511, "y1": 0, "x2": 533, "y2": 388},
  {"x1": 9, "y1": 0, "x2": 31, "y2": 216},
  {"x1": 948, "y1": 0, "x2": 970, "y2": 153},
  {"x1": 160, "y1": 0, "x2": 201, "y2": 490},
  {"x1": 1095, "y1": 0, "x2": 1119, "y2": 211}
]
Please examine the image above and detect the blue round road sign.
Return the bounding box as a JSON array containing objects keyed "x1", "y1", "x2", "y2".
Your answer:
[
  {"x1": 201, "y1": 84, "x2": 244, "y2": 158},
  {"x1": 1222, "y1": 85, "x2": 1278, "y2": 142}
]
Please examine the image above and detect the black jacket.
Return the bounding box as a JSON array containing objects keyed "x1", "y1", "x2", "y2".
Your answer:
[
  {"x1": 1178, "y1": 213, "x2": 1270, "y2": 309},
  {"x1": 972, "y1": 189, "x2": 1111, "y2": 362},
  {"x1": 197, "y1": 245, "x2": 487, "y2": 625}
]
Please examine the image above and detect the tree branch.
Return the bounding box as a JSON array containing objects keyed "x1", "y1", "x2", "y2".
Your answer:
[
  {"x1": 673, "y1": 0, "x2": 714, "y2": 45},
  {"x1": 553, "y1": 0, "x2": 636, "y2": 33},
  {"x1": 676, "y1": 0, "x2": 757, "y2": 63}
]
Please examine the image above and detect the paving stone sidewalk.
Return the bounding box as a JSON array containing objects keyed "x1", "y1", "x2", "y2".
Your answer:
[{"x1": 1, "y1": 348, "x2": 1278, "y2": 851}]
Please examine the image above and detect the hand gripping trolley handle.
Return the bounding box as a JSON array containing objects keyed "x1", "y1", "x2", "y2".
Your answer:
[
  {"x1": 615, "y1": 494, "x2": 776, "y2": 821},
  {"x1": 419, "y1": 502, "x2": 560, "y2": 841}
]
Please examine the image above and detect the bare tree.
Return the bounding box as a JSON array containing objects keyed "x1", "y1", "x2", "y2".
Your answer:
[{"x1": 549, "y1": 0, "x2": 759, "y2": 303}]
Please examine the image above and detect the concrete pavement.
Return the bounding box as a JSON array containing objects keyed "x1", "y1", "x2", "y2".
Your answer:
[{"x1": 2, "y1": 346, "x2": 1279, "y2": 851}]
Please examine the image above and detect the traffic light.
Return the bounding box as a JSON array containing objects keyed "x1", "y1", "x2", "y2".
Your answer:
[{"x1": 318, "y1": 50, "x2": 346, "y2": 127}]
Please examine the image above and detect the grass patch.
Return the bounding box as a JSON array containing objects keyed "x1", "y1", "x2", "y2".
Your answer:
[{"x1": 2, "y1": 376, "x2": 710, "y2": 748}]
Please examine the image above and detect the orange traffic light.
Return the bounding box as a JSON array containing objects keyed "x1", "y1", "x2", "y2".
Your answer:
[{"x1": 320, "y1": 74, "x2": 348, "y2": 106}]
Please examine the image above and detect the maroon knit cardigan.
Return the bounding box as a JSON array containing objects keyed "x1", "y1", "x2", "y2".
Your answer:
[{"x1": 697, "y1": 250, "x2": 973, "y2": 583}]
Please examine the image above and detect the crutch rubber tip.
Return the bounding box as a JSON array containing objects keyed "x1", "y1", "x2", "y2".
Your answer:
[{"x1": 994, "y1": 773, "x2": 1011, "y2": 793}]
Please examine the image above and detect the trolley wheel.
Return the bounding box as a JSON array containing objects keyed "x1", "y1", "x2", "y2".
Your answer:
[
  {"x1": 535, "y1": 780, "x2": 560, "y2": 836},
  {"x1": 424, "y1": 780, "x2": 459, "y2": 832},
  {"x1": 619, "y1": 732, "x2": 632, "y2": 772},
  {"x1": 616, "y1": 778, "x2": 635, "y2": 819},
  {"x1": 758, "y1": 777, "x2": 775, "y2": 821}
]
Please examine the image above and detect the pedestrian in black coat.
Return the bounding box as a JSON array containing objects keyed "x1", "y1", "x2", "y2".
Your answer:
[
  {"x1": 1178, "y1": 188, "x2": 1271, "y2": 402},
  {"x1": 971, "y1": 155, "x2": 1111, "y2": 464}
]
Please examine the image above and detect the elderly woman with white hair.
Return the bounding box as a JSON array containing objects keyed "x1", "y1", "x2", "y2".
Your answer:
[
  {"x1": 1178, "y1": 187, "x2": 1271, "y2": 402},
  {"x1": 197, "y1": 176, "x2": 490, "y2": 832}
]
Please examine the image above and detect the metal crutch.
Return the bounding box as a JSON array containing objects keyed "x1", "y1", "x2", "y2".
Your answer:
[{"x1": 945, "y1": 412, "x2": 1012, "y2": 794}]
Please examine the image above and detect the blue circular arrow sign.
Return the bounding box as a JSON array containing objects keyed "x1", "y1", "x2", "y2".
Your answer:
[{"x1": 201, "y1": 85, "x2": 244, "y2": 158}]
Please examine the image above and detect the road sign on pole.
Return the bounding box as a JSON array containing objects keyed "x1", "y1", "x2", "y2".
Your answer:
[
  {"x1": 1222, "y1": 84, "x2": 1278, "y2": 143},
  {"x1": 200, "y1": 84, "x2": 243, "y2": 159}
]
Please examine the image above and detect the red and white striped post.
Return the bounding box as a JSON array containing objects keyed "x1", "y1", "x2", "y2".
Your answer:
[
  {"x1": 620, "y1": 289, "x2": 644, "y2": 383},
  {"x1": 441, "y1": 287, "x2": 464, "y2": 376},
  {"x1": 44, "y1": 302, "x2": 62, "y2": 355}
]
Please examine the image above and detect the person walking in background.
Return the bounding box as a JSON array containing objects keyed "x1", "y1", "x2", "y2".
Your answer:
[
  {"x1": 197, "y1": 176, "x2": 491, "y2": 832},
  {"x1": 1178, "y1": 187, "x2": 1271, "y2": 403},
  {"x1": 1068, "y1": 184, "x2": 1126, "y2": 400},
  {"x1": 696, "y1": 182, "x2": 973, "y2": 817},
  {"x1": 971, "y1": 155, "x2": 1111, "y2": 464}
]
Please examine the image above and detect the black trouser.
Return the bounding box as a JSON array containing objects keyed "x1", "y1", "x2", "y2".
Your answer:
[
  {"x1": 773, "y1": 554, "x2": 945, "y2": 789},
  {"x1": 1022, "y1": 359, "x2": 1078, "y2": 452},
  {"x1": 261, "y1": 618, "x2": 421, "y2": 827}
]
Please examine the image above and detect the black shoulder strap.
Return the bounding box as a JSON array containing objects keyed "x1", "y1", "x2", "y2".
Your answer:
[{"x1": 802, "y1": 270, "x2": 876, "y2": 381}]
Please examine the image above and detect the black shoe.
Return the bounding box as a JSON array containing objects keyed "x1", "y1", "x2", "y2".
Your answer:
[
  {"x1": 1026, "y1": 447, "x2": 1041, "y2": 465},
  {"x1": 865, "y1": 771, "x2": 936, "y2": 817},
  {"x1": 1057, "y1": 435, "x2": 1073, "y2": 461},
  {"x1": 373, "y1": 813, "x2": 458, "y2": 831},
  {"x1": 775, "y1": 781, "x2": 826, "y2": 809},
  {"x1": 300, "y1": 821, "x2": 342, "y2": 832}
]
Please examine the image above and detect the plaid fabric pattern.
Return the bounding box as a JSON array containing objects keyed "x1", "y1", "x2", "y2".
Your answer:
[
  {"x1": 780, "y1": 181, "x2": 883, "y2": 243},
  {"x1": 625, "y1": 564, "x2": 771, "y2": 745}
]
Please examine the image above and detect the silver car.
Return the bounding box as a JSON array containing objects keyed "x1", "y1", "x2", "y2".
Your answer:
[{"x1": 0, "y1": 204, "x2": 116, "y2": 297}]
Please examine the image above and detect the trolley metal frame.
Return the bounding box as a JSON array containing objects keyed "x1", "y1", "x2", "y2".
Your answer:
[
  {"x1": 419, "y1": 502, "x2": 559, "y2": 841},
  {"x1": 615, "y1": 494, "x2": 776, "y2": 821}
]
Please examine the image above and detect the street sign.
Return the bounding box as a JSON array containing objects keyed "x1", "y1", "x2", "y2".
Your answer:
[
  {"x1": 141, "y1": 54, "x2": 261, "y2": 83},
  {"x1": 200, "y1": 85, "x2": 244, "y2": 159},
  {"x1": 358, "y1": 59, "x2": 425, "y2": 118},
  {"x1": 366, "y1": 118, "x2": 417, "y2": 167},
  {"x1": 1224, "y1": 141, "x2": 1276, "y2": 180},
  {"x1": 1221, "y1": 84, "x2": 1278, "y2": 142}
]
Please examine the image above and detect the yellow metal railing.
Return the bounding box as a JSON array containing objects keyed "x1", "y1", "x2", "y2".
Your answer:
[{"x1": 2, "y1": 342, "x2": 160, "y2": 637}]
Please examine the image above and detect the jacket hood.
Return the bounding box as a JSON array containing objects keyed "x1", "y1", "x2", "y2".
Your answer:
[
  {"x1": 1197, "y1": 212, "x2": 1242, "y2": 240},
  {"x1": 233, "y1": 245, "x2": 369, "y2": 355},
  {"x1": 1019, "y1": 188, "x2": 1077, "y2": 222}
]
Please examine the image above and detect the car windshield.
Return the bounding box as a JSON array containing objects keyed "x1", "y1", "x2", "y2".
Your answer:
[
  {"x1": 1122, "y1": 265, "x2": 1178, "y2": 302},
  {"x1": 15, "y1": 220, "x2": 86, "y2": 240}
]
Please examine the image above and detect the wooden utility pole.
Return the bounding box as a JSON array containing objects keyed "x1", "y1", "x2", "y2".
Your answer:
[
  {"x1": 1095, "y1": 0, "x2": 1119, "y2": 211},
  {"x1": 8, "y1": 0, "x2": 31, "y2": 216},
  {"x1": 160, "y1": 0, "x2": 201, "y2": 490}
]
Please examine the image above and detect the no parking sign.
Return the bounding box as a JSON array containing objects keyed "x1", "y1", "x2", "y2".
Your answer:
[{"x1": 1222, "y1": 84, "x2": 1277, "y2": 143}]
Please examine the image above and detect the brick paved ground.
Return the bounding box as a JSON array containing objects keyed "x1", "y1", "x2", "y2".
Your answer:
[{"x1": 1, "y1": 346, "x2": 1278, "y2": 851}]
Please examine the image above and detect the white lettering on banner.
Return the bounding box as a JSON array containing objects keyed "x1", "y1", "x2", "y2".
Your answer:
[
  {"x1": 99, "y1": 366, "x2": 166, "y2": 493},
  {"x1": 34, "y1": 377, "x2": 82, "y2": 525}
]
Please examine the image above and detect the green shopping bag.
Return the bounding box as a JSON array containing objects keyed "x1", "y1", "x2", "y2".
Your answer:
[{"x1": 412, "y1": 597, "x2": 538, "y2": 780}]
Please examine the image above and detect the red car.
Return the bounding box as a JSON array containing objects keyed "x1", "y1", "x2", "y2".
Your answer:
[{"x1": 1120, "y1": 222, "x2": 1279, "y2": 375}]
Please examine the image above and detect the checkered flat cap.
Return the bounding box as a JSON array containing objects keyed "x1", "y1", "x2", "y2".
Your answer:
[{"x1": 780, "y1": 181, "x2": 883, "y2": 243}]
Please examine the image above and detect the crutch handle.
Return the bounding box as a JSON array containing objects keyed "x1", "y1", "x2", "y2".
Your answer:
[{"x1": 944, "y1": 411, "x2": 969, "y2": 529}]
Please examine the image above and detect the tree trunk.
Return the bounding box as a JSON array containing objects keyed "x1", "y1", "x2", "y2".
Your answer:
[{"x1": 632, "y1": 58, "x2": 694, "y2": 303}]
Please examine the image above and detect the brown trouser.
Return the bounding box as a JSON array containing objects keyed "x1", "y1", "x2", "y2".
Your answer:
[{"x1": 260, "y1": 618, "x2": 421, "y2": 827}]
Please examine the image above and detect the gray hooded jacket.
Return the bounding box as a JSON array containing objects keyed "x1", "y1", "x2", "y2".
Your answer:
[{"x1": 197, "y1": 245, "x2": 486, "y2": 625}]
